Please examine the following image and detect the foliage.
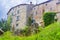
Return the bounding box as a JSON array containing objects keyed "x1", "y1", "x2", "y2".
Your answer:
[
  {"x1": 37, "y1": 22, "x2": 60, "y2": 40},
  {"x1": 0, "y1": 22, "x2": 60, "y2": 40},
  {"x1": 7, "y1": 16, "x2": 11, "y2": 27},
  {"x1": 0, "y1": 19, "x2": 10, "y2": 32},
  {"x1": 0, "y1": 31, "x2": 22, "y2": 40},
  {"x1": 0, "y1": 16, "x2": 11, "y2": 32},
  {"x1": 38, "y1": 26, "x2": 44, "y2": 31},
  {"x1": 43, "y1": 12, "x2": 56, "y2": 26},
  {"x1": 19, "y1": 24, "x2": 42, "y2": 36},
  {"x1": 19, "y1": 26, "x2": 29, "y2": 36},
  {"x1": 27, "y1": 17, "x2": 32, "y2": 26}
]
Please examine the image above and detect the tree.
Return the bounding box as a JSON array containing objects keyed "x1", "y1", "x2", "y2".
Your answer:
[
  {"x1": 6, "y1": 16, "x2": 12, "y2": 31},
  {"x1": 0, "y1": 16, "x2": 11, "y2": 32},
  {"x1": 7, "y1": 16, "x2": 11, "y2": 27},
  {"x1": 43, "y1": 12, "x2": 56, "y2": 26}
]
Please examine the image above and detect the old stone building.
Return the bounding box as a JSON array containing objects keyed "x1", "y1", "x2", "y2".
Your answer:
[
  {"x1": 32, "y1": 0, "x2": 60, "y2": 26},
  {"x1": 7, "y1": 0, "x2": 60, "y2": 31},
  {"x1": 7, "y1": 2, "x2": 34, "y2": 31}
]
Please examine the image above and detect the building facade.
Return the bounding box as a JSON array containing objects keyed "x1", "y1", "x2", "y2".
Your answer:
[
  {"x1": 32, "y1": 0, "x2": 60, "y2": 26},
  {"x1": 7, "y1": 0, "x2": 60, "y2": 31},
  {"x1": 7, "y1": 2, "x2": 34, "y2": 31}
]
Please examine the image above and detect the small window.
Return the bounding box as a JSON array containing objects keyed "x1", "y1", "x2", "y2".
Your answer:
[
  {"x1": 43, "y1": 9, "x2": 45, "y2": 13},
  {"x1": 17, "y1": 10, "x2": 19, "y2": 14},
  {"x1": 50, "y1": 7, "x2": 52, "y2": 11},
  {"x1": 34, "y1": 8, "x2": 35, "y2": 9},
  {"x1": 46, "y1": 4, "x2": 47, "y2": 6},
  {"x1": 36, "y1": 11, "x2": 37, "y2": 15},
  {"x1": 16, "y1": 24, "x2": 18, "y2": 27},
  {"x1": 16, "y1": 16, "x2": 19, "y2": 21},
  {"x1": 12, "y1": 13, "x2": 13, "y2": 16}
]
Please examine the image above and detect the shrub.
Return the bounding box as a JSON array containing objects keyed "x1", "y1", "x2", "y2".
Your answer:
[{"x1": 43, "y1": 12, "x2": 56, "y2": 26}]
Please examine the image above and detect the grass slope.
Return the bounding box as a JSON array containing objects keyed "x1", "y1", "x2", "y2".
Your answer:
[{"x1": 0, "y1": 22, "x2": 60, "y2": 40}]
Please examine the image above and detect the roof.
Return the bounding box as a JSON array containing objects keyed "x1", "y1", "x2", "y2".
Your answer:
[
  {"x1": 7, "y1": 4, "x2": 29, "y2": 15},
  {"x1": 33, "y1": 0, "x2": 52, "y2": 7},
  {"x1": 56, "y1": 2, "x2": 60, "y2": 4},
  {"x1": 7, "y1": 0, "x2": 52, "y2": 15},
  {"x1": 38, "y1": 0, "x2": 52, "y2": 5}
]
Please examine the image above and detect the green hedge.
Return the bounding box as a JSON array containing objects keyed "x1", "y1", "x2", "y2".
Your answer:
[{"x1": 43, "y1": 12, "x2": 56, "y2": 26}]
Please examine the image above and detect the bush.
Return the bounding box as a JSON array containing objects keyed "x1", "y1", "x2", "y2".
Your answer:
[
  {"x1": 19, "y1": 25, "x2": 42, "y2": 36},
  {"x1": 43, "y1": 12, "x2": 56, "y2": 26}
]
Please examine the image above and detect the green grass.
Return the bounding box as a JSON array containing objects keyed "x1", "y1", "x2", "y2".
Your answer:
[
  {"x1": 37, "y1": 22, "x2": 60, "y2": 40},
  {"x1": 0, "y1": 22, "x2": 60, "y2": 40}
]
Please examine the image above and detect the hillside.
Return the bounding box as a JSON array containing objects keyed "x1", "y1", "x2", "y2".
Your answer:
[{"x1": 0, "y1": 22, "x2": 60, "y2": 40}]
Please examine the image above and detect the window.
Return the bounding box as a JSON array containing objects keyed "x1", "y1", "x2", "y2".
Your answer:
[
  {"x1": 50, "y1": 7, "x2": 52, "y2": 11},
  {"x1": 34, "y1": 8, "x2": 35, "y2": 10},
  {"x1": 46, "y1": 4, "x2": 47, "y2": 6},
  {"x1": 16, "y1": 24, "x2": 18, "y2": 27},
  {"x1": 17, "y1": 10, "x2": 19, "y2": 14},
  {"x1": 12, "y1": 13, "x2": 13, "y2": 16},
  {"x1": 16, "y1": 16, "x2": 19, "y2": 21},
  {"x1": 36, "y1": 11, "x2": 37, "y2": 15},
  {"x1": 43, "y1": 9, "x2": 45, "y2": 13}
]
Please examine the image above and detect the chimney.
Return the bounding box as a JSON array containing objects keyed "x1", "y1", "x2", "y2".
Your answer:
[{"x1": 30, "y1": 2, "x2": 32, "y2": 4}]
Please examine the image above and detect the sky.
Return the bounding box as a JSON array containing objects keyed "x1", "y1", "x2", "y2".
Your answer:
[{"x1": 0, "y1": 0, "x2": 48, "y2": 20}]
